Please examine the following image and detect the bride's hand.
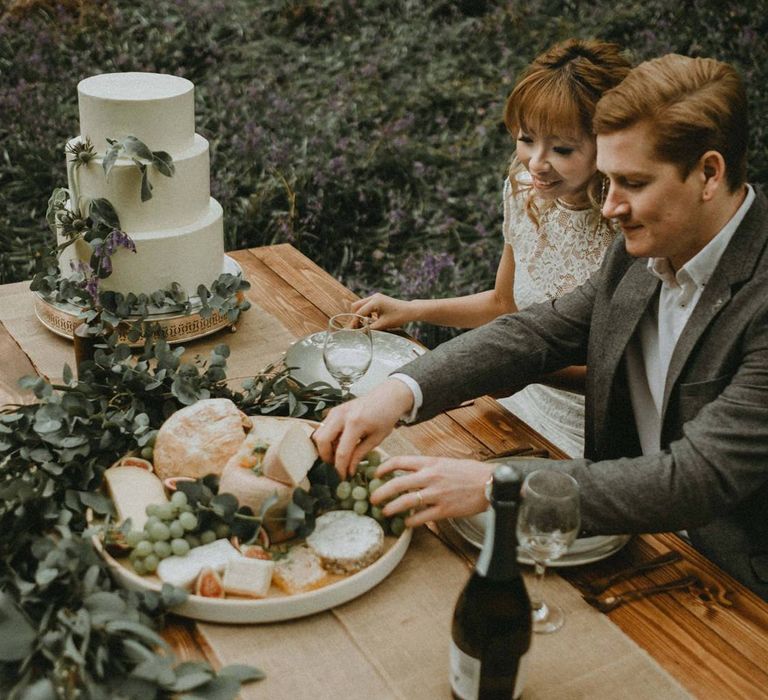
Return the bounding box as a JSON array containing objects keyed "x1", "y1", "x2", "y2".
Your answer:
[
  {"x1": 351, "y1": 293, "x2": 413, "y2": 330},
  {"x1": 371, "y1": 455, "x2": 494, "y2": 527}
]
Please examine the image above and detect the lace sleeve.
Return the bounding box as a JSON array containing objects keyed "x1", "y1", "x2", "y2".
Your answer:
[{"x1": 502, "y1": 177, "x2": 527, "y2": 247}]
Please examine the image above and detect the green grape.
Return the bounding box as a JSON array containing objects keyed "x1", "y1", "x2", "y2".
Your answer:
[
  {"x1": 155, "y1": 503, "x2": 174, "y2": 521},
  {"x1": 365, "y1": 465, "x2": 378, "y2": 480},
  {"x1": 134, "y1": 540, "x2": 153, "y2": 558},
  {"x1": 132, "y1": 558, "x2": 147, "y2": 576},
  {"x1": 153, "y1": 541, "x2": 172, "y2": 559},
  {"x1": 335, "y1": 481, "x2": 352, "y2": 500},
  {"x1": 171, "y1": 538, "x2": 190, "y2": 557},
  {"x1": 370, "y1": 505, "x2": 384, "y2": 521},
  {"x1": 214, "y1": 522, "x2": 231, "y2": 539},
  {"x1": 179, "y1": 511, "x2": 198, "y2": 531},
  {"x1": 170, "y1": 491, "x2": 188, "y2": 508},
  {"x1": 169, "y1": 519, "x2": 185, "y2": 539},
  {"x1": 353, "y1": 500, "x2": 369, "y2": 515},
  {"x1": 145, "y1": 504, "x2": 160, "y2": 518},
  {"x1": 351, "y1": 485, "x2": 368, "y2": 501},
  {"x1": 148, "y1": 522, "x2": 171, "y2": 542},
  {"x1": 368, "y1": 478, "x2": 383, "y2": 493},
  {"x1": 144, "y1": 515, "x2": 161, "y2": 531},
  {"x1": 390, "y1": 517, "x2": 405, "y2": 536},
  {"x1": 339, "y1": 497, "x2": 354, "y2": 510},
  {"x1": 126, "y1": 530, "x2": 144, "y2": 548},
  {"x1": 140, "y1": 446, "x2": 154, "y2": 460},
  {"x1": 185, "y1": 534, "x2": 201, "y2": 549},
  {"x1": 143, "y1": 553, "x2": 159, "y2": 573},
  {"x1": 365, "y1": 451, "x2": 381, "y2": 467},
  {"x1": 200, "y1": 529, "x2": 217, "y2": 545}
]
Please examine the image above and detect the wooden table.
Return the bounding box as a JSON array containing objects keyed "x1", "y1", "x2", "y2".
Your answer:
[{"x1": 2, "y1": 244, "x2": 767, "y2": 698}]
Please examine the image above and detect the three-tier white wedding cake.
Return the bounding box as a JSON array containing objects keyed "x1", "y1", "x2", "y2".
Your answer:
[{"x1": 59, "y1": 72, "x2": 225, "y2": 298}]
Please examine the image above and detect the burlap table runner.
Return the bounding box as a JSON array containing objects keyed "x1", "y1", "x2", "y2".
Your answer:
[
  {"x1": 0, "y1": 284, "x2": 295, "y2": 385},
  {"x1": 196, "y1": 431, "x2": 692, "y2": 699}
]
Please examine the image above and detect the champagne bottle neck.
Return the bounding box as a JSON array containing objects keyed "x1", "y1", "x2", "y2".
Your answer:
[{"x1": 476, "y1": 500, "x2": 521, "y2": 580}]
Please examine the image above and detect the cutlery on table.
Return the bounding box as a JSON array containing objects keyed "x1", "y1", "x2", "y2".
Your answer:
[
  {"x1": 483, "y1": 445, "x2": 551, "y2": 460},
  {"x1": 584, "y1": 574, "x2": 700, "y2": 613},
  {"x1": 583, "y1": 550, "x2": 683, "y2": 596}
]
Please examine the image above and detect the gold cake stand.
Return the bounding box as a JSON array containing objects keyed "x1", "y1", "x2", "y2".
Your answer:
[{"x1": 33, "y1": 255, "x2": 244, "y2": 347}]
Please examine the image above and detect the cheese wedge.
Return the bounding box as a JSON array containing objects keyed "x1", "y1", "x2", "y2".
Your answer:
[
  {"x1": 156, "y1": 538, "x2": 242, "y2": 589},
  {"x1": 262, "y1": 422, "x2": 317, "y2": 486},
  {"x1": 272, "y1": 544, "x2": 330, "y2": 594},
  {"x1": 104, "y1": 465, "x2": 167, "y2": 531},
  {"x1": 222, "y1": 557, "x2": 275, "y2": 598}
]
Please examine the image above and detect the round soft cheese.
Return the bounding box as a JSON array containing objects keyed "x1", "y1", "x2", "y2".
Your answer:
[{"x1": 306, "y1": 511, "x2": 384, "y2": 575}]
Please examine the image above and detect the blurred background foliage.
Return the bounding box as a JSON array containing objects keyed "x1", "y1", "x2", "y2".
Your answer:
[{"x1": 2, "y1": 0, "x2": 767, "y2": 346}]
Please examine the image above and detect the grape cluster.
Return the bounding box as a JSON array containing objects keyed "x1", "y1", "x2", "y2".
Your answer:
[
  {"x1": 333, "y1": 452, "x2": 406, "y2": 536},
  {"x1": 126, "y1": 491, "x2": 230, "y2": 575}
]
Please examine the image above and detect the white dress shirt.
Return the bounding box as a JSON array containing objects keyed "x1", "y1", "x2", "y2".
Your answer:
[{"x1": 627, "y1": 185, "x2": 754, "y2": 454}]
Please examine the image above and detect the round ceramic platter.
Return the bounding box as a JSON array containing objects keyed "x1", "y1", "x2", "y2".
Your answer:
[
  {"x1": 284, "y1": 330, "x2": 426, "y2": 395},
  {"x1": 94, "y1": 527, "x2": 411, "y2": 624},
  {"x1": 94, "y1": 415, "x2": 412, "y2": 624},
  {"x1": 34, "y1": 255, "x2": 243, "y2": 346}
]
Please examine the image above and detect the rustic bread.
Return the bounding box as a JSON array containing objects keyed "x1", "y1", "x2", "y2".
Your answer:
[
  {"x1": 153, "y1": 399, "x2": 252, "y2": 481},
  {"x1": 272, "y1": 544, "x2": 331, "y2": 594},
  {"x1": 306, "y1": 511, "x2": 384, "y2": 575},
  {"x1": 217, "y1": 462, "x2": 308, "y2": 544},
  {"x1": 104, "y1": 465, "x2": 167, "y2": 531},
  {"x1": 222, "y1": 557, "x2": 275, "y2": 598}
]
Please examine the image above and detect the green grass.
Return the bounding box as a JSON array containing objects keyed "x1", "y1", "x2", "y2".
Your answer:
[{"x1": 2, "y1": 0, "x2": 766, "y2": 346}]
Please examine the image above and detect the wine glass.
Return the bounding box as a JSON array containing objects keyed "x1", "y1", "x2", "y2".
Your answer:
[
  {"x1": 322, "y1": 313, "x2": 373, "y2": 400},
  {"x1": 516, "y1": 469, "x2": 580, "y2": 633}
]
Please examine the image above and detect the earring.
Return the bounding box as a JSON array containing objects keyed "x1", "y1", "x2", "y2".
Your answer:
[{"x1": 599, "y1": 176, "x2": 608, "y2": 209}]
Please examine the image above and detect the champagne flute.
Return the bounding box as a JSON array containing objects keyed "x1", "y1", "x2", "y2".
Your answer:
[
  {"x1": 516, "y1": 469, "x2": 580, "y2": 633},
  {"x1": 322, "y1": 313, "x2": 373, "y2": 401}
]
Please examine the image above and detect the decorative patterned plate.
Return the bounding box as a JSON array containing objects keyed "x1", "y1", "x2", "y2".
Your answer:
[
  {"x1": 33, "y1": 255, "x2": 243, "y2": 346},
  {"x1": 285, "y1": 330, "x2": 426, "y2": 395}
]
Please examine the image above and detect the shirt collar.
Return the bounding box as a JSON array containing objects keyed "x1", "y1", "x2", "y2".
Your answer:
[{"x1": 647, "y1": 185, "x2": 756, "y2": 289}]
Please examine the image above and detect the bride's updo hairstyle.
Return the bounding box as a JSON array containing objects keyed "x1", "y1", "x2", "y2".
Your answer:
[{"x1": 504, "y1": 39, "x2": 631, "y2": 223}]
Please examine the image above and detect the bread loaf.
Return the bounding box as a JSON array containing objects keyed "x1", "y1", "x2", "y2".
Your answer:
[
  {"x1": 306, "y1": 511, "x2": 384, "y2": 575},
  {"x1": 262, "y1": 422, "x2": 317, "y2": 486},
  {"x1": 104, "y1": 465, "x2": 167, "y2": 531},
  {"x1": 153, "y1": 399, "x2": 252, "y2": 480},
  {"x1": 217, "y1": 463, "x2": 308, "y2": 543}
]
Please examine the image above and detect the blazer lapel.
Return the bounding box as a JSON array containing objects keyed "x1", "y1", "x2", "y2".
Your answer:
[
  {"x1": 592, "y1": 258, "x2": 659, "y2": 440},
  {"x1": 662, "y1": 189, "x2": 768, "y2": 415}
]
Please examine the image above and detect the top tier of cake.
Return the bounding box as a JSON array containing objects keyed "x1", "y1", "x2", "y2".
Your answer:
[{"x1": 78, "y1": 72, "x2": 195, "y2": 153}]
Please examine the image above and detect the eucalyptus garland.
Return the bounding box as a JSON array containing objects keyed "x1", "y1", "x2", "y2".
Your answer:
[{"x1": 0, "y1": 333, "x2": 343, "y2": 699}]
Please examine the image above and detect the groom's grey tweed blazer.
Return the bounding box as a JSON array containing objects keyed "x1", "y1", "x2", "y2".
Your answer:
[{"x1": 400, "y1": 187, "x2": 768, "y2": 600}]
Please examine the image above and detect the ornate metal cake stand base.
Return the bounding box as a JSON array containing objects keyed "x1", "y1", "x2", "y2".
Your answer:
[{"x1": 33, "y1": 255, "x2": 243, "y2": 347}]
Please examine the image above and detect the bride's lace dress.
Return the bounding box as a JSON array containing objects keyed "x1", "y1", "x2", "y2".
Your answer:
[{"x1": 498, "y1": 178, "x2": 616, "y2": 457}]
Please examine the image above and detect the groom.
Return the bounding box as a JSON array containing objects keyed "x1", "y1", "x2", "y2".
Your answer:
[{"x1": 314, "y1": 53, "x2": 768, "y2": 601}]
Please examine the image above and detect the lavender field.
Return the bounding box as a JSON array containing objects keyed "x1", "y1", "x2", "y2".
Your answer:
[{"x1": 2, "y1": 0, "x2": 766, "y2": 345}]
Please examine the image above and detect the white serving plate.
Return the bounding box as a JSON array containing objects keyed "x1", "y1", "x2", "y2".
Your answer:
[
  {"x1": 448, "y1": 513, "x2": 629, "y2": 567},
  {"x1": 94, "y1": 526, "x2": 411, "y2": 624},
  {"x1": 95, "y1": 415, "x2": 412, "y2": 624},
  {"x1": 448, "y1": 456, "x2": 630, "y2": 567},
  {"x1": 285, "y1": 330, "x2": 426, "y2": 396}
]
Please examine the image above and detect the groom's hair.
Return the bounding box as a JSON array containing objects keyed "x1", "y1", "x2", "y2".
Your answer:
[{"x1": 593, "y1": 54, "x2": 747, "y2": 192}]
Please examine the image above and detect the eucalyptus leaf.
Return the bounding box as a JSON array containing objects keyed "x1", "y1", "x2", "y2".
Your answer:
[
  {"x1": 218, "y1": 664, "x2": 265, "y2": 682},
  {"x1": 18, "y1": 678, "x2": 57, "y2": 700},
  {"x1": 152, "y1": 150, "x2": 175, "y2": 177},
  {"x1": 88, "y1": 198, "x2": 121, "y2": 230},
  {"x1": 0, "y1": 592, "x2": 37, "y2": 661}
]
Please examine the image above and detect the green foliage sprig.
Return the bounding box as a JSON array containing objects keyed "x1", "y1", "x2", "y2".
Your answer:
[
  {"x1": 0, "y1": 334, "x2": 342, "y2": 698},
  {"x1": 103, "y1": 135, "x2": 175, "y2": 202}
]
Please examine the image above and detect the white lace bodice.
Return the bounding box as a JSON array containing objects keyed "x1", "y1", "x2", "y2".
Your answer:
[
  {"x1": 498, "y1": 178, "x2": 617, "y2": 457},
  {"x1": 502, "y1": 177, "x2": 616, "y2": 305}
]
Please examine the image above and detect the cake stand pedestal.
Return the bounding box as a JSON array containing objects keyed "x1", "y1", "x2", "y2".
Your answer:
[{"x1": 33, "y1": 255, "x2": 243, "y2": 347}]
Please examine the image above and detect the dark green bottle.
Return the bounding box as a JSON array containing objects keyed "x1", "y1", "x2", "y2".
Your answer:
[{"x1": 450, "y1": 464, "x2": 532, "y2": 699}]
